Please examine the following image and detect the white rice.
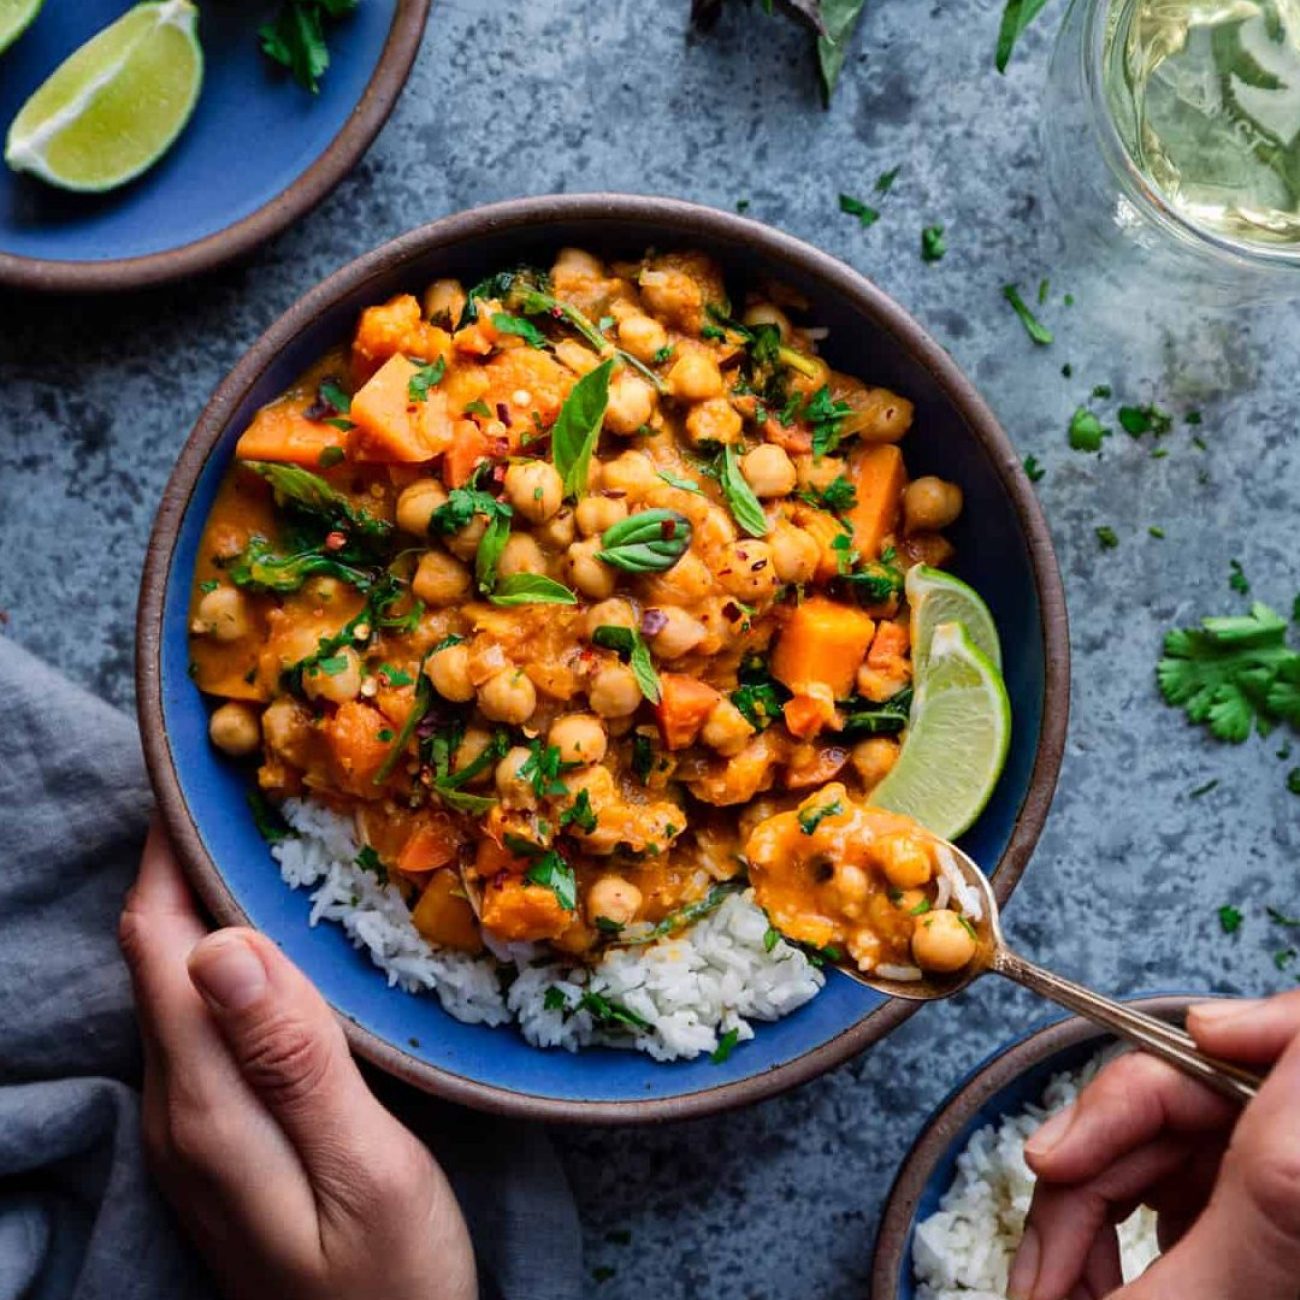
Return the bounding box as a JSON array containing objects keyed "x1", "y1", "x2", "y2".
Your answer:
[
  {"x1": 271, "y1": 797, "x2": 824, "y2": 1060},
  {"x1": 912, "y1": 1048, "x2": 1162, "y2": 1299}
]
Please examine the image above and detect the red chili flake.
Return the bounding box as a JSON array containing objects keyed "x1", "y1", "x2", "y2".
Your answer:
[
  {"x1": 324, "y1": 530, "x2": 347, "y2": 551},
  {"x1": 641, "y1": 609, "x2": 669, "y2": 636},
  {"x1": 660, "y1": 518, "x2": 677, "y2": 540},
  {"x1": 491, "y1": 459, "x2": 508, "y2": 481},
  {"x1": 751, "y1": 558, "x2": 768, "y2": 571},
  {"x1": 722, "y1": 602, "x2": 743, "y2": 622},
  {"x1": 601, "y1": 489, "x2": 627, "y2": 499},
  {"x1": 550, "y1": 306, "x2": 565, "y2": 320},
  {"x1": 496, "y1": 402, "x2": 511, "y2": 426}
]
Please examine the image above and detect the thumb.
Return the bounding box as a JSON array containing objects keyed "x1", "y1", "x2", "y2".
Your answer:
[
  {"x1": 1120, "y1": 1017, "x2": 1300, "y2": 1300},
  {"x1": 187, "y1": 927, "x2": 413, "y2": 1210}
]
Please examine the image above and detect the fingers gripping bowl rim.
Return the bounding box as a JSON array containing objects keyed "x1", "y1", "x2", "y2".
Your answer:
[{"x1": 135, "y1": 194, "x2": 1071, "y2": 1124}]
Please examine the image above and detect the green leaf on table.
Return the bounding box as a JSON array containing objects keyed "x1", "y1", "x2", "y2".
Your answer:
[
  {"x1": 995, "y1": 0, "x2": 1051, "y2": 74},
  {"x1": 1003, "y1": 283, "x2": 1054, "y2": 345},
  {"x1": 818, "y1": 0, "x2": 870, "y2": 101}
]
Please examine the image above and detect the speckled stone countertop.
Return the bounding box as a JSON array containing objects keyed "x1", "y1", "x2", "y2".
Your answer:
[{"x1": 2, "y1": 1, "x2": 1297, "y2": 1295}]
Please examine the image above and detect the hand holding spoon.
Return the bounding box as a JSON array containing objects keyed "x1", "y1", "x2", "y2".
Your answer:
[{"x1": 834, "y1": 836, "x2": 1261, "y2": 1105}]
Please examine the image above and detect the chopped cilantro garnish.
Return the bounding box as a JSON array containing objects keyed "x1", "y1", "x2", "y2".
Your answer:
[
  {"x1": 258, "y1": 0, "x2": 360, "y2": 94},
  {"x1": 199, "y1": 578, "x2": 220, "y2": 593},
  {"x1": 355, "y1": 844, "x2": 387, "y2": 884},
  {"x1": 920, "y1": 225, "x2": 946, "y2": 263},
  {"x1": 559, "y1": 788, "x2": 598, "y2": 835},
  {"x1": 1023, "y1": 455, "x2": 1045, "y2": 483},
  {"x1": 1190, "y1": 778, "x2": 1220, "y2": 798},
  {"x1": 1218, "y1": 904, "x2": 1243, "y2": 935},
  {"x1": 1289, "y1": 768, "x2": 1300, "y2": 795},
  {"x1": 1186, "y1": 410, "x2": 1203, "y2": 425},
  {"x1": 763, "y1": 925, "x2": 781, "y2": 953},
  {"x1": 875, "y1": 166, "x2": 901, "y2": 194},
  {"x1": 519, "y1": 740, "x2": 574, "y2": 799},
  {"x1": 1229, "y1": 559, "x2": 1250, "y2": 595},
  {"x1": 839, "y1": 193, "x2": 880, "y2": 228},
  {"x1": 525, "y1": 851, "x2": 578, "y2": 911},
  {"x1": 1095, "y1": 526, "x2": 1119, "y2": 550},
  {"x1": 1149, "y1": 526, "x2": 1165, "y2": 539},
  {"x1": 1118, "y1": 403, "x2": 1173, "y2": 437},
  {"x1": 1002, "y1": 283, "x2": 1053, "y2": 345},
  {"x1": 798, "y1": 797, "x2": 843, "y2": 835},
  {"x1": 407, "y1": 357, "x2": 447, "y2": 401},
  {"x1": 711, "y1": 1028, "x2": 741, "y2": 1064},
  {"x1": 1068, "y1": 407, "x2": 1110, "y2": 452}
]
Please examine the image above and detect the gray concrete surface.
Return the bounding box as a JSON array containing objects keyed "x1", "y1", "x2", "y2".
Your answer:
[{"x1": 2, "y1": 1, "x2": 1297, "y2": 1295}]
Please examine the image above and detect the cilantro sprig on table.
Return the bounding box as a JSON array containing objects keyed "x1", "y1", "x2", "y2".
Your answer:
[{"x1": 259, "y1": 0, "x2": 359, "y2": 94}]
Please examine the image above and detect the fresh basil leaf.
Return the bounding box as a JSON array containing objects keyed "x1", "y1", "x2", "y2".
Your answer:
[
  {"x1": 241, "y1": 460, "x2": 393, "y2": 549},
  {"x1": 491, "y1": 312, "x2": 549, "y2": 350},
  {"x1": 596, "y1": 509, "x2": 693, "y2": 573},
  {"x1": 591, "y1": 625, "x2": 662, "y2": 705},
  {"x1": 718, "y1": 444, "x2": 768, "y2": 538},
  {"x1": 475, "y1": 513, "x2": 512, "y2": 594},
  {"x1": 996, "y1": 0, "x2": 1051, "y2": 74},
  {"x1": 488, "y1": 574, "x2": 579, "y2": 607},
  {"x1": 657, "y1": 469, "x2": 704, "y2": 495},
  {"x1": 552, "y1": 360, "x2": 614, "y2": 498},
  {"x1": 818, "y1": 0, "x2": 870, "y2": 101}
]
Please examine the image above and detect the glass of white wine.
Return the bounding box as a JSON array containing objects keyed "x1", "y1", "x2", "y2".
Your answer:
[{"x1": 1044, "y1": 0, "x2": 1300, "y2": 298}]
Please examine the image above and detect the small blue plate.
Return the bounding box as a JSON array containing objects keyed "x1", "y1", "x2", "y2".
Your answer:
[
  {"x1": 137, "y1": 196, "x2": 1071, "y2": 1123},
  {"x1": 0, "y1": 0, "x2": 428, "y2": 292},
  {"x1": 872, "y1": 995, "x2": 1199, "y2": 1299}
]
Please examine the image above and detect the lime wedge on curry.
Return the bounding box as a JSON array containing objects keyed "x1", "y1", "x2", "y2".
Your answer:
[
  {"x1": 0, "y1": 0, "x2": 45, "y2": 55},
  {"x1": 5, "y1": 0, "x2": 202, "y2": 192},
  {"x1": 871, "y1": 621, "x2": 1011, "y2": 840},
  {"x1": 906, "y1": 564, "x2": 1002, "y2": 679}
]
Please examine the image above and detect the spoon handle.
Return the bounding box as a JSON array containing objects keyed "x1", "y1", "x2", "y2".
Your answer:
[{"x1": 993, "y1": 949, "x2": 1261, "y2": 1105}]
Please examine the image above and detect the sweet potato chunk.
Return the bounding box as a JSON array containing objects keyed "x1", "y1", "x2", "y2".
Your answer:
[
  {"x1": 480, "y1": 877, "x2": 571, "y2": 942},
  {"x1": 235, "y1": 402, "x2": 345, "y2": 468},
  {"x1": 348, "y1": 354, "x2": 453, "y2": 464},
  {"x1": 352, "y1": 294, "x2": 449, "y2": 379},
  {"x1": 411, "y1": 870, "x2": 483, "y2": 953},
  {"x1": 656, "y1": 675, "x2": 721, "y2": 751},
  {"x1": 771, "y1": 597, "x2": 875, "y2": 699},
  {"x1": 321, "y1": 701, "x2": 392, "y2": 798},
  {"x1": 847, "y1": 443, "x2": 907, "y2": 559}
]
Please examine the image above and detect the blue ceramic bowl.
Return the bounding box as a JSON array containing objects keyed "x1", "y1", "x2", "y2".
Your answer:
[
  {"x1": 870, "y1": 995, "x2": 1198, "y2": 1298},
  {"x1": 136, "y1": 195, "x2": 1069, "y2": 1123},
  {"x1": 0, "y1": 0, "x2": 428, "y2": 292}
]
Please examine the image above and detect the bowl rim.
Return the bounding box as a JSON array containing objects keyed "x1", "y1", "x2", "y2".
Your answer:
[
  {"x1": 135, "y1": 192, "x2": 1072, "y2": 1125},
  {"x1": 868, "y1": 993, "x2": 1208, "y2": 1297},
  {"x1": 0, "y1": 0, "x2": 431, "y2": 295}
]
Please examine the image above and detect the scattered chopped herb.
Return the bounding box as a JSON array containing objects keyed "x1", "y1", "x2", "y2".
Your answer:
[
  {"x1": 317, "y1": 445, "x2": 346, "y2": 469},
  {"x1": 543, "y1": 986, "x2": 569, "y2": 1013},
  {"x1": 355, "y1": 844, "x2": 387, "y2": 884},
  {"x1": 597, "y1": 509, "x2": 694, "y2": 572},
  {"x1": 798, "y1": 796, "x2": 844, "y2": 835},
  {"x1": 1061, "y1": 362, "x2": 1073, "y2": 378},
  {"x1": 763, "y1": 925, "x2": 781, "y2": 953},
  {"x1": 838, "y1": 687, "x2": 913, "y2": 737},
  {"x1": 1037, "y1": 277, "x2": 1050, "y2": 305},
  {"x1": 241, "y1": 461, "x2": 393, "y2": 550},
  {"x1": 407, "y1": 357, "x2": 447, "y2": 401},
  {"x1": 732, "y1": 671, "x2": 789, "y2": 732},
  {"x1": 1151, "y1": 448, "x2": 1169, "y2": 460},
  {"x1": 800, "y1": 473, "x2": 858, "y2": 513},
  {"x1": 910, "y1": 897, "x2": 933, "y2": 916},
  {"x1": 1149, "y1": 526, "x2": 1166, "y2": 539},
  {"x1": 839, "y1": 193, "x2": 880, "y2": 228},
  {"x1": 657, "y1": 469, "x2": 704, "y2": 494},
  {"x1": 615, "y1": 882, "x2": 746, "y2": 947},
  {"x1": 519, "y1": 740, "x2": 574, "y2": 799},
  {"x1": 1023, "y1": 455, "x2": 1045, "y2": 483},
  {"x1": 711, "y1": 1028, "x2": 741, "y2": 1064},
  {"x1": 1229, "y1": 559, "x2": 1250, "y2": 595},
  {"x1": 488, "y1": 574, "x2": 579, "y2": 606},
  {"x1": 247, "y1": 790, "x2": 293, "y2": 845},
  {"x1": 199, "y1": 578, "x2": 220, "y2": 594},
  {"x1": 491, "y1": 313, "x2": 548, "y2": 350},
  {"x1": 1063, "y1": 293, "x2": 1075, "y2": 306},
  {"x1": 560, "y1": 788, "x2": 598, "y2": 835},
  {"x1": 1192, "y1": 435, "x2": 1208, "y2": 452},
  {"x1": 801, "y1": 385, "x2": 853, "y2": 459},
  {"x1": 1275, "y1": 948, "x2": 1297, "y2": 971},
  {"x1": 631, "y1": 732, "x2": 656, "y2": 784},
  {"x1": 1289, "y1": 768, "x2": 1300, "y2": 795},
  {"x1": 1068, "y1": 407, "x2": 1110, "y2": 453},
  {"x1": 735, "y1": 198, "x2": 750, "y2": 213},
  {"x1": 1092, "y1": 384, "x2": 1113, "y2": 399},
  {"x1": 525, "y1": 851, "x2": 578, "y2": 911},
  {"x1": 1218, "y1": 904, "x2": 1243, "y2": 935},
  {"x1": 652, "y1": 345, "x2": 675, "y2": 365},
  {"x1": 1002, "y1": 284, "x2": 1053, "y2": 345},
  {"x1": 1186, "y1": 410, "x2": 1203, "y2": 425},
  {"x1": 1190, "y1": 778, "x2": 1220, "y2": 798},
  {"x1": 1095, "y1": 526, "x2": 1119, "y2": 550},
  {"x1": 377, "y1": 727, "x2": 394, "y2": 742},
  {"x1": 875, "y1": 166, "x2": 901, "y2": 194},
  {"x1": 463, "y1": 399, "x2": 493, "y2": 418},
  {"x1": 1268, "y1": 906, "x2": 1300, "y2": 927},
  {"x1": 378, "y1": 663, "x2": 414, "y2": 687},
  {"x1": 920, "y1": 225, "x2": 946, "y2": 262},
  {"x1": 1118, "y1": 403, "x2": 1173, "y2": 437},
  {"x1": 579, "y1": 990, "x2": 650, "y2": 1031},
  {"x1": 258, "y1": 0, "x2": 360, "y2": 94}
]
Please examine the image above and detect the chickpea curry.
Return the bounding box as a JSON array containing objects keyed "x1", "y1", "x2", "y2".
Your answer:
[{"x1": 189, "y1": 246, "x2": 979, "y2": 981}]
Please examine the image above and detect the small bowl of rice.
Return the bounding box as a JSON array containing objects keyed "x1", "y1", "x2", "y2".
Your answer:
[{"x1": 870, "y1": 995, "x2": 1210, "y2": 1300}]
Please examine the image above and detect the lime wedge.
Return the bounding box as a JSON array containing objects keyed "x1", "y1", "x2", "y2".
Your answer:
[
  {"x1": 907, "y1": 564, "x2": 1002, "y2": 678},
  {"x1": 0, "y1": 0, "x2": 44, "y2": 54},
  {"x1": 871, "y1": 621, "x2": 1011, "y2": 840},
  {"x1": 5, "y1": 0, "x2": 202, "y2": 193}
]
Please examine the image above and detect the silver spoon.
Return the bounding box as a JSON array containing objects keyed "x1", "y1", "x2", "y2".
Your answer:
[{"x1": 837, "y1": 837, "x2": 1262, "y2": 1106}]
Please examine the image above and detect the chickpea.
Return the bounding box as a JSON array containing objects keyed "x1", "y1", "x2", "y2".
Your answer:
[
  {"x1": 502, "y1": 460, "x2": 562, "y2": 524},
  {"x1": 566, "y1": 538, "x2": 617, "y2": 599},
  {"x1": 617, "y1": 313, "x2": 669, "y2": 363},
  {"x1": 667, "y1": 350, "x2": 724, "y2": 402},
  {"x1": 191, "y1": 587, "x2": 250, "y2": 642},
  {"x1": 874, "y1": 833, "x2": 933, "y2": 890},
  {"x1": 422, "y1": 278, "x2": 465, "y2": 325},
  {"x1": 495, "y1": 745, "x2": 539, "y2": 810},
  {"x1": 770, "y1": 524, "x2": 821, "y2": 584},
  {"x1": 601, "y1": 450, "x2": 658, "y2": 498},
  {"x1": 498, "y1": 532, "x2": 547, "y2": 579},
  {"x1": 208, "y1": 701, "x2": 261, "y2": 757},
  {"x1": 477, "y1": 667, "x2": 537, "y2": 725},
  {"x1": 535, "y1": 506, "x2": 576, "y2": 550},
  {"x1": 444, "y1": 514, "x2": 487, "y2": 561},
  {"x1": 903, "y1": 476, "x2": 963, "y2": 534},
  {"x1": 740, "y1": 302, "x2": 792, "y2": 341},
  {"x1": 412, "y1": 549, "x2": 472, "y2": 607},
  {"x1": 588, "y1": 662, "x2": 642, "y2": 718},
  {"x1": 552, "y1": 247, "x2": 604, "y2": 281},
  {"x1": 851, "y1": 736, "x2": 900, "y2": 788},
  {"x1": 832, "y1": 862, "x2": 870, "y2": 911},
  {"x1": 575, "y1": 494, "x2": 628, "y2": 537},
  {"x1": 395, "y1": 478, "x2": 448, "y2": 535},
  {"x1": 452, "y1": 727, "x2": 495, "y2": 785},
  {"x1": 648, "y1": 606, "x2": 707, "y2": 659},
  {"x1": 604, "y1": 373, "x2": 657, "y2": 435},
  {"x1": 719, "y1": 539, "x2": 779, "y2": 603},
  {"x1": 586, "y1": 875, "x2": 643, "y2": 927},
  {"x1": 584, "y1": 598, "x2": 637, "y2": 639},
  {"x1": 684, "y1": 397, "x2": 742, "y2": 446},
  {"x1": 261, "y1": 697, "x2": 312, "y2": 762},
  {"x1": 548, "y1": 713, "x2": 608, "y2": 766},
  {"x1": 424, "y1": 641, "x2": 475, "y2": 702},
  {"x1": 912, "y1": 909, "x2": 977, "y2": 973},
  {"x1": 302, "y1": 646, "x2": 362, "y2": 705},
  {"x1": 700, "y1": 698, "x2": 755, "y2": 757},
  {"x1": 740, "y1": 443, "x2": 797, "y2": 498},
  {"x1": 554, "y1": 339, "x2": 602, "y2": 377}
]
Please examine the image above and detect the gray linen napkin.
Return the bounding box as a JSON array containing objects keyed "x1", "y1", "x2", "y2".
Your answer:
[{"x1": 0, "y1": 637, "x2": 581, "y2": 1300}]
